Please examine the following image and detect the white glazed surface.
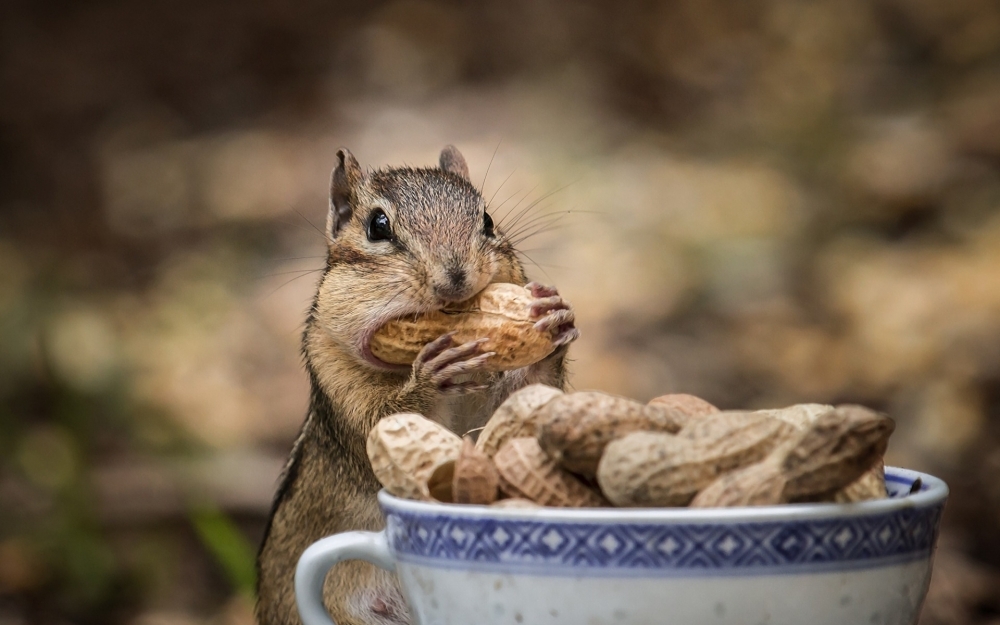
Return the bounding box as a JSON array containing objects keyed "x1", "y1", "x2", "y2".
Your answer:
[
  {"x1": 397, "y1": 560, "x2": 931, "y2": 625},
  {"x1": 296, "y1": 467, "x2": 947, "y2": 625}
]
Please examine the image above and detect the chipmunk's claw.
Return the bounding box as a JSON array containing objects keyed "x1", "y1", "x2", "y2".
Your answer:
[
  {"x1": 552, "y1": 325, "x2": 580, "y2": 347},
  {"x1": 526, "y1": 281, "x2": 559, "y2": 299},
  {"x1": 412, "y1": 335, "x2": 493, "y2": 394},
  {"x1": 525, "y1": 282, "x2": 579, "y2": 348}
]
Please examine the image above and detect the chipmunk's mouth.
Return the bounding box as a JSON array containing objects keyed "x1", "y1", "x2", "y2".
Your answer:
[
  {"x1": 359, "y1": 323, "x2": 410, "y2": 372},
  {"x1": 356, "y1": 290, "x2": 486, "y2": 372},
  {"x1": 357, "y1": 305, "x2": 447, "y2": 373}
]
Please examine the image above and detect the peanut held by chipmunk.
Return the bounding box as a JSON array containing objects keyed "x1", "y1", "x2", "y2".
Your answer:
[
  {"x1": 256, "y1": 146, "x2": 580, "y2": 625},
  {"x1": 368, "y1": 383, "x2": 895, "y2": 509}
]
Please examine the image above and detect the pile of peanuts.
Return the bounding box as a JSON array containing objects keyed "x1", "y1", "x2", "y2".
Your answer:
[{"x1": 366, "y1": 386, "x2": 894, "y2": 509}]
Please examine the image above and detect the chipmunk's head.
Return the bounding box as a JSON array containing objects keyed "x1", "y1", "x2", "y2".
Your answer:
[{"x1": 309, "y1": 146, "x2": 526, "y2": 371}]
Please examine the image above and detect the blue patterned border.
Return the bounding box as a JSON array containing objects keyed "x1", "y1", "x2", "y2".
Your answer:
[{"x1": 383, "y1": 475, "x2": 944, "y2": 576}]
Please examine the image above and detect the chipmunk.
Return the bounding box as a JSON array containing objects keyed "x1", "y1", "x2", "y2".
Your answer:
[{"x1": 255, "y1": 146, "x2": 578, "y2": 625}]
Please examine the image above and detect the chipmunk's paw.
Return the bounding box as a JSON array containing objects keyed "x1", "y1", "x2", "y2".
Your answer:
[
  {"x1": 410, "y1": 332, "x2": 494, "y2": 394},
  {"x1": 526, "y1": 282, "x2": 579, "y2": 348}
]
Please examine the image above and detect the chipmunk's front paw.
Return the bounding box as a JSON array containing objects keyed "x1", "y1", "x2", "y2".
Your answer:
[
  {"x1": 410, "y1": 331, "x2": 494, "y2": 395},
  {"x1": 526, "y1": 282, "x2": 579, "y2": 348}
]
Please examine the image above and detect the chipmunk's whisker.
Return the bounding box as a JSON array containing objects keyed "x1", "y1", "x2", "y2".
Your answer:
[
  {"x1": 262, "y1": 267, "x2": 326, "y2": 278},
  {"x1": 507, "y1": 210, "x2": 571, "y2": 241},
  {"x1": 479, "y1": 140, "x2": 502, "y2": 195},
  {"x1": 486, "y1": 169, "x2": 517, "y2": 210},
  {"x1": 264, "y1": 268, "x2": 324, "y2": 298},
  {"x1": 514, "y1": 249, "x2": 555, "y2": 281},
  {"x1": 497, "y1": 185, "x2": 539, "y2": 228},
  {"x1": 515, "y1": 249, "x2": 569, "y2": 271},
  {"x1": 505, "y1": 207, "x2": 563, "y2": 239},
  {"x1": 490, "y1": 187, "x2": 522, "y2": 217},
  {"x1": 500, "y1": 181, "x2": 576, "y2": 231},
  {"x1": 269, "y1": 255, "x2": 328, "y2": 262},
  {"x1": 512, "y1": 225, "x2": 570, "y2": 248},
  {"x1": 294, "y1": 208, "x2": 328, "y2": 239}
]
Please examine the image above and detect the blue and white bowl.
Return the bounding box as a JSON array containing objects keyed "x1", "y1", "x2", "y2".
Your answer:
[{"x1": 296, "y1": 466, "x2": 947, "y2": 625}]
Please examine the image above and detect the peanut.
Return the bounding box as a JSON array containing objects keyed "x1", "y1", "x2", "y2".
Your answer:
[
  {"x1": 752, "y1": 403, "x2": 887, "y2": 502},
  {"x1": 781, "y1": 405, "x2": 894, "y2": 500},
  {"x1": 833, "y1": 462, "x2": 888, "y2": 503},
  {"x1": 754, "y1": 404, "x2": 834, "y2": 430},
  {"x1": 476, "y1": 384, "x2": 563, "y2": 458},
  {"x1": 494, "y1": 437, "x2": 605, "y2": 507},
  {"x1": 690, "y1": 405, "x2": 894, "y2": 507},
  {"x1": 537, "y1": 391, "x2": 686, "y2": 477},
  {"x1": 648, "y1": 393, "x2": 720, "y2": 426},
  {"x1": 452, "y1": 437, "x2": 500, "y2": 505},
  {"x1": 369, "y1": 283, "x2": 557, "y2": 371},
  {"x1": 366, "y1": 413, "x2": 463, "y2": 501},
  {"x1": 688, "y1": 458, "x2": 787, "y2": 507},
  {"x1": 490, "y1": 498, "x2": 542, "y2": 509},
  {"x1": 596, "y1": 412, "x2": 797, "y2": 507}
]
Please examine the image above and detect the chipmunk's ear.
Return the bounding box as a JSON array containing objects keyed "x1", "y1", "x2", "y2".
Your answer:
[
  {"x1": 328, "y1": 148, "x2": 362, "y2": 241},
  {"x1": 439, "y1": 145, "x2": 470, "y2": 180}
]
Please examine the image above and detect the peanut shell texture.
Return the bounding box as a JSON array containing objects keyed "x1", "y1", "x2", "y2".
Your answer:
[
  {"x1": 648, "y1": 393, "x2": 720, "y2": 426},
  {"x1": 490, "y1": 498, "x2": 542, "y2": 509},
  {"x1": 781, "y1": 405, "x2": 894, "y2": 500},
  {"x1": 366, "y1": 412, "x2": 463, "y2": 501},
  {"x1": 596, "y1": 413, "x2": 797, "y2": 507},
  {"x1": 476, "y1": 383, "x2": 563, "y2": 458},
  {"x1": 494, "y1": 437, "x2": 605, "y2": 508},
  {"x1": 692, "y1": 405, "x2": 894, "y2": 507},
  {"x1": 369, "y1": 283, "x2": 557, "y2": 371},
  {"x1": 834, "y1": 462, "x2": 888, "y2": 503},
  {"x1": 537, "y1": 391, "x2": 687, "y2": 477},
  {"x1": 689, "y1": 459, "x2": 786, "y2": 508},
  {"x1": 753, "y1": 403, "x2": 884, "y2": 502},
  {"x1": 754, "y1": 404, "x2": 835, "y2": 430},
  {"x1": 452, "y1": 437, "x2": 500, "y2": 505}
]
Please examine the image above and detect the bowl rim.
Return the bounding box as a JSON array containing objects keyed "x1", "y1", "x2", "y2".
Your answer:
[{"x1": 377, "y1": 465, "x2": 948, "y2": 523}]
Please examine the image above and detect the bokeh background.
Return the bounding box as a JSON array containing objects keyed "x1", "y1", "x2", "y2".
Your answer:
[{"x1": 3, "y1": 0, "x2": 1000, "y2": 623}]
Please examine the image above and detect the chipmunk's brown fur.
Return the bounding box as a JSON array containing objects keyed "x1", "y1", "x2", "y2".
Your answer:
[{"x1": 256, "y1": 147, "x2": 577, "y2": 625}]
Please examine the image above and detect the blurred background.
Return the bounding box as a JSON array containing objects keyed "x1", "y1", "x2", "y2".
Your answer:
[{"x1": 3, "y1": 0, "x2": 1000, "y2": 623}]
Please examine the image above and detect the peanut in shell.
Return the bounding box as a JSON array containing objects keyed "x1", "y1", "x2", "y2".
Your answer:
[
  {"x1": 753, "y1": 403, "x2": 884, "y2": 502},
  {"x1": 537, "y1": 391, "x2": 687, "y2": 477},
  {"x1": 476, "y1": 384, "x2": 563, "y2": 458},
  {"x1": 369, "y1": 283, "x2": 557, "y2": 371},
  {"x1": 690, "y1": 405, "x2": 893, "y2": 507},
  {"x1": 366, "y1": 412, "x2": 463, "y2": 501},
  {"x1": 833, "y1": 462, "x2": 888, "y2": 503},
  {"x1": 754, "y1": 404, "x2": 835, "y2": 430},
  {"x1": 452, "y1": 437, "x2": 500, "y2": 505},
  {"x1": 490, "y1": 498, "x2": 542, "y2": 509},
  {"x1": 781, "y1": 405, "x2": 894, "y2": 500},
  {"x1": 596, "y1": 412, "x2": 797, "y2": 507},
  {"x1": 689, "y1": 458, "x2": 786, "y2": 508},
  {"x1": 494, "y1": 437, "x2": 605, "y2": 507},
  {"x1": 427, "y1": 461, "x2": 455, "y2": 503},
  {"x1": 648, "y1": 393, "x2": 719, "y2": 426}
]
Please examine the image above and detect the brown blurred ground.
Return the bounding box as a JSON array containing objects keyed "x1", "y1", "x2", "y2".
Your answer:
[{"x1": 3, "y1": 0, "x2": 1000, "y2": 623}]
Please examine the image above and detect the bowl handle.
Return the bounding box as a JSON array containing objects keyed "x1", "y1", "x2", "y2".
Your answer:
[{"x1": 294, "y1": 531, "x2": 395, "y2": 625}]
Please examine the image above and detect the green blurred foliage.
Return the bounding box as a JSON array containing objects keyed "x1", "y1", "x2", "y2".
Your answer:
[{"x1": 189, "y1": 502, "x2": 258, "y2": 599}]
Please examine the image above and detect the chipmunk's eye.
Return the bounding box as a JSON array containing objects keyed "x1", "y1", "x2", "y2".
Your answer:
[
  {"x1": 367, "y1": 209, "x2": 393, "y2": 242},
  {"x1": 483, "y1": 211, "x2": 495, "y2": 238}
]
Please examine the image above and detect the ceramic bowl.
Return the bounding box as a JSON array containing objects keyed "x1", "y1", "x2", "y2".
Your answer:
[{"x1": 296, "y1": 466, "x2": 947, "y2": 625}]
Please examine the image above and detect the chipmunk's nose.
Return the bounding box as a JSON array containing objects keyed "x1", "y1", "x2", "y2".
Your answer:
[{"x1": 434, "y1": 267, "x2": 470, "y2": 302}]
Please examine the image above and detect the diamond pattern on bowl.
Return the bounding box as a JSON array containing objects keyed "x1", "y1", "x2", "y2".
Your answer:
[{"x1": 384, "y1": 504, "x2": 943, "y2": 575}]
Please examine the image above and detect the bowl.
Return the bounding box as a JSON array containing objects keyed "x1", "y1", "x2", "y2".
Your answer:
[{"x1": 296, "y1": 466, "x2": 947, "y2": 625}]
